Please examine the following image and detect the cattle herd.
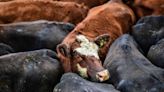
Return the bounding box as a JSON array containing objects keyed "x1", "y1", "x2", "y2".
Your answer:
[{"x1": 0, "y1": 0, "x2": 163, "y2": 92}]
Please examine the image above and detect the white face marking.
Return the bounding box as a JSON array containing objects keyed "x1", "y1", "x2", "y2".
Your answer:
[
  {"x1": 77, "y1": 64, "x2": 88, "y2": 78},
  {"x1": 75, "y1": 35, "x2": 99, "y2": 59}
]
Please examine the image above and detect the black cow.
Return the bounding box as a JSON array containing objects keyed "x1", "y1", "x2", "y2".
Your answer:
[
  {"x1": 0, "y1": 49, "x2": 63, "y2": 92},
  {"x1": 103, "y1": 34, "x2": 164, "y2": 92},
  {"x1": 54, "y1": 73, "x2": 120, "y2": 92},
  {"x1": 0, "y1": 20, "x2": 74, "y2": 52},
  {"x1": 0, "y1": 43, "x2": 14, "y2": 56},
  {"x1": 147, "y1": 38, "x2": 164, "y2": 68},
  {"x1": 132, "y1": 15, "x2": 164, "y2": 54}
]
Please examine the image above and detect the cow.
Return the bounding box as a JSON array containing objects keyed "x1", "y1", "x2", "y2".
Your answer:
[
  {"x1": 103, "y1": 34, "x2": 164, "y2": 92},
  {"x1": 0, "y1": 20, "x2": 74, "y2": 52},
  {"x1": 147, "y1": 38, "x2": 164, "y2": 68},
  {"x1": 132, "y1": 15, "x2": 164, "y2": 54},
  {"x1": 127, "y1": 0, "x2": 164, "y2": 18},
  {"x1": 0, "y1": 49, "x2": 63, "y2": 92},
  {"x1": 0, "y1": 0, "x2": 108, "y2": 8},
  {"x1": 0, "y1": 43, "x2": 14, "y2": 56},
  {"x1": 54, "y1": 73, "x2": 120, "y2": 92},
  {"x1": 57, "y1": 0, "x2": 135, "y2": 82},
  {"x1": 53, "y1": 0, "x2": 108, "y2": 8},
  {"x1": 0, "y1": 0, "x2": 88, "y2": 24}
]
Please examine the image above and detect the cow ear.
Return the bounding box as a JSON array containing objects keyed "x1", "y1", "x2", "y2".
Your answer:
[
  {"x1": 57, "y1": 44, "x2": 72, "y2": 72},
  {"x1": 57, "y1": 44, "x2": 70, "y2": 58},
  {"x1": 94, "y1": 34, "x2": 110, "y2": 48}
]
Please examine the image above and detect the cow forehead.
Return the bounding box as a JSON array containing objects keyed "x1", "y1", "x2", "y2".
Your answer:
[{"x1": 75, "y1": 35, "x2": 99, "y2": 59}]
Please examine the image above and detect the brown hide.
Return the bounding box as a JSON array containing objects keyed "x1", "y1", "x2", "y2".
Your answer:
[
  {"x1": 133, "y1": 0, "x2": 164, "y2": 18},
  {"x1": 53, "y1": 0, "x2": 108, "y2": 8},
  {"x1": 0, "y1": 0, "x2": 108, "y2": 8},
  {"x1": 0, "y1": 0, "x2": 11, "y2": 2},
  {"x1": 57, "y1": 0, "x2": 135, "y2": 80},
  {"x1": 60, "y1": 0, "x2": 135, "y2": 59},
  {"x1": 0, "y1": 0, "x2": 88, "y2": 24}
]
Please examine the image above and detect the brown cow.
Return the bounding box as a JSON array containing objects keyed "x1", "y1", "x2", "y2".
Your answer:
[
  {"x1": 129, "y1": 0, "x2": 164, "y2": 18},
  {"x1": 57, "y1": 0, "x2": 135, "y2": 82},
  {"x1": 0, "y1": 0, "x2": 10, "y2": 1},
  {"x1": 0, "y1": 0, "x2": 88, "y2": 24},
  {"x1": 53, "y1": 0, "x2": 108, "y2": 8},
  {"x1": 0, "y1": 0, "x2": 108, "y2": 8}
]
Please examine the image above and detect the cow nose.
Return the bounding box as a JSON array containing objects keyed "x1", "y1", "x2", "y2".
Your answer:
[{"x1": 96, "y1": 69, "x2": 110, "y2": 82}]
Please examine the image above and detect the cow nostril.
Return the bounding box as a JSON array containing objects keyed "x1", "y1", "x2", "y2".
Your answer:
[
  {"x1": 97, "y1": 73, "x2": 103, "y2": 78},
  {"x1": 96, "y1": 69, "x2": 110, "y2": 82}
]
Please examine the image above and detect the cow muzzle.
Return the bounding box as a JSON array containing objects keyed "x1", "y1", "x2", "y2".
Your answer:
[{"x1": 96, "y1": 69, "x2": 110, "y2": 82}]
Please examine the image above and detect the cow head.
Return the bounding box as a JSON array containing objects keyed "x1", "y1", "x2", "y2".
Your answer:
[{"x1": 57, "y1": 34, "x2": 110, "y2": 82}]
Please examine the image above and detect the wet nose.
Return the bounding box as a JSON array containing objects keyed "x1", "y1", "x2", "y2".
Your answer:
[{"x1": 96, "y1": 69, "x2": 110, "y2": 82}]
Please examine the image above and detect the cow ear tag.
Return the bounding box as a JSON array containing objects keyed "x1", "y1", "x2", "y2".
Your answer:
[{"x1": 94, "y1": 34, "x2": 110, "y2": 48}]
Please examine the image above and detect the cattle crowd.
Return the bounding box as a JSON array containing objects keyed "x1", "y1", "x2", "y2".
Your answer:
[{"x1": 0, "y1": 0, "x2": 163, "y2": 92}]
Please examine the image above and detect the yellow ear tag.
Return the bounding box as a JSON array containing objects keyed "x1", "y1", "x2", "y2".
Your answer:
[{"x1": 99, "y1": 39, "x2": 105, "y2": 48}]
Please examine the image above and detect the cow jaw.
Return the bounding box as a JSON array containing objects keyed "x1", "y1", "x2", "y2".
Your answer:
[{"x1": 75, "y1": 35, "x2": 99, "y2": 59}]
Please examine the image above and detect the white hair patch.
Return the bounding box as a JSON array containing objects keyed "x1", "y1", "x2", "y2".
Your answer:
[{"x1": 75, "y1": 35, "x2": 99, "y2": 59}]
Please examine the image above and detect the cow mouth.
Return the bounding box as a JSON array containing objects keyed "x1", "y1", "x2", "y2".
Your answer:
[
  {"x1": 96, "y1": 69, "x2": 110, "y2": 82},
  {"x1": 77, "y1": 63, "x2": 110, "y2": 82}
]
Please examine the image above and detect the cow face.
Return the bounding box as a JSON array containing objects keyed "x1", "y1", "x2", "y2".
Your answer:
[{"x1": 57, "y1": 34, "x2": 110, "y2": 82}]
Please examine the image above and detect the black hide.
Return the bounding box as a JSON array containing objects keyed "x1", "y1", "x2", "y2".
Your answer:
[
  {"x1": 0, "y1": 20, "x2": 74, "y2": 52},
  {"x1": 147, "y1": 38, "x2": 164, "y2": 68},
  {"x1": 0, "y1": 43, "x2": 14, "y2": 56},
  {"x1": 103, "y1": 34, "x2": 164, "y2": 92},
  {"x1": 132, "y1": 15, "x2": 164, "y2": 54},
  {"x1": 0, "y1": 49, "x2": 63, "y2": 92},
  {"x1": 54, "y1": 73, "x2": 120, "y2": 92}
]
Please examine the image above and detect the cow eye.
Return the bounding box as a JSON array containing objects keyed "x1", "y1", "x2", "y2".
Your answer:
[{"x1": 73, "y1": 50, "x2": 78, "y2": 56}]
